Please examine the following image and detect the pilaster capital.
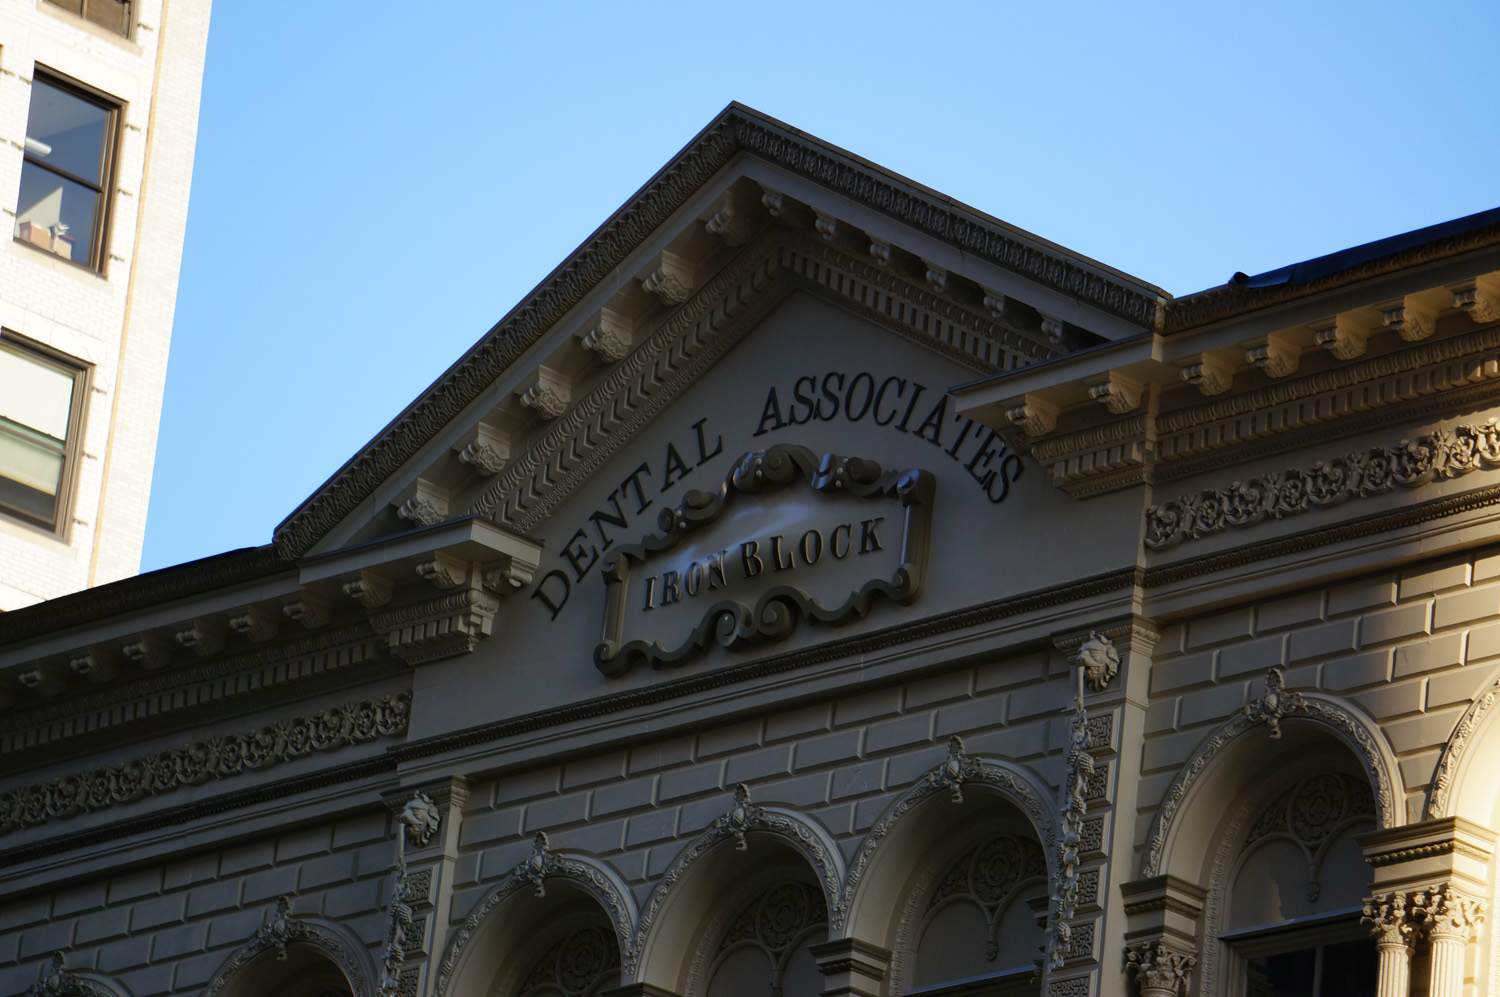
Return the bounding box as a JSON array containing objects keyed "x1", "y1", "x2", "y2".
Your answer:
[{"x1": 1124, "y1": 939, "x2": 1196, "y2": 996}]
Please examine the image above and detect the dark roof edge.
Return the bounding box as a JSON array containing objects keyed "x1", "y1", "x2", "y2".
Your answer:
[
  {"x1": 270, "y1": 102, "x2": 1167, "y2": 561},
  {"x1": 1166, "y1": 206, "x2": 1500, "y2": 334},
  {"x1": 0, "y1": 546, "x2": 288, "y2": 649}
]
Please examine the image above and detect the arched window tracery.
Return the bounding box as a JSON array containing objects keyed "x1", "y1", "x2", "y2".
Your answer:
[
  {"x1": 910, "y1": 832, "x2": 1047, "y2": 993},
  {"x1": 703, "y1": 879, "x2": 826, "y2": 997},
  {"x1": 1213, "y1": 766, "x2": 1380, "y2": 997},
  {"x1": 517, "y1": 924, "x2": 621, "y2": 997}
]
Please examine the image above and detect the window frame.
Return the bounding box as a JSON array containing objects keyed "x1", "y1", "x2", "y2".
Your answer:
[
  {"x1": 38, "y1": 0, "x2": 134, "y2": 41},
  {"x1": 15, "y1": 68, "x2": 123, "y2": 274},
  {"x1": 1221, "y1": 908, "x2": 1370, "y2": 997},
  {"x1": 0, "y1": 330, "x2": 91, "y2": 537}
]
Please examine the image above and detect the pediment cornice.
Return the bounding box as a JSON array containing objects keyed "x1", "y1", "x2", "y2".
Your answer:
[{"x1": 273, "y1": 104, "x2": 1162, "y2": 561}]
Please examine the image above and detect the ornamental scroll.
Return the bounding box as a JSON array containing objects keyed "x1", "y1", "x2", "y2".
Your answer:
[{"x1": 594, "y1": 445, "x2": 934, "y2": 675}]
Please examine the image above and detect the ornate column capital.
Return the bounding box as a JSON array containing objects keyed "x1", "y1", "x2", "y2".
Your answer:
[
  {"x1": 1362, "y1": 891, "x2": 1416, "y2": 950},
  {"x1": 1415, "y1": 883, "x2": 1486, "y2": 942},
  {"x1": 1124, "y1": 939, "x2": 1196, "y2": 997}
]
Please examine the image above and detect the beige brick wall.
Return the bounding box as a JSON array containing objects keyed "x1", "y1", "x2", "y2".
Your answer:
[
  {"x1": 1137, "y1": 545, "x2": 1500, "y2": 860},
  {"x1": 450, "y1": 649, "x2": 1063, "y2": 922},
  {"x1": 0, "y1": 810, "x2": 393, "y2": 995},
  {"x1": 0, "y1": 0, "x2": 210, "y2": 609}
]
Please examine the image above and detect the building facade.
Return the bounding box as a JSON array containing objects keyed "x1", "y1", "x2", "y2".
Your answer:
[
  {"x1": 0, "y1": 0, "x2": 211, "y2": 610},
  {"x1": 0, "y1": 104, "x2": 1498, "y2": 997}
]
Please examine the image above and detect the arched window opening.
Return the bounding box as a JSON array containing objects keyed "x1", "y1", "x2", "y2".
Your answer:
[
  {"x1": 909, "y1": 833, "x2": 1047, "y2": 995},
  {"x1": 517, "y1": 923, "x2": 621, "y2": 997},
  {"x1": 1221, "y1": 770, "x2": 1378, "y2": 997},
  {"x1": 703, "y1": 879, "x2": 826, "y2": 997},
  {"x1": 217, "y1": 942, "x2": 356, "y2": 997}
]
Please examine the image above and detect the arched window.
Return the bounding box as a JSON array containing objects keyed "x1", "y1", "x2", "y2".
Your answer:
[
  {"x1": 517, "y1": 923, "x2": 621, "y2": 997},
  {"x1": 703, "y1": 880, "x2": 826, "y2": 997},
  {"x1": 909, "y1": 833, "x2": 1046, "y2": 994},
  {"x1": 1222, "y1": 770, "x2": 1378, "y2": 997}
]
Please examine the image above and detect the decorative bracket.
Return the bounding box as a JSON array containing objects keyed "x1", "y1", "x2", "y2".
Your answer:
[
  {"x1": 1087, "y1": 371, "x2": 1144, "y2": 414},
  {"x1": 641, "y1": 251, "x2": 696, "y2": 306},
  {"x1": 1245, "y1": 331, "x2": 1300, "y2": 378},
  {"x1": 395, "y1": 480, "x2": 450, "y2": 527},
  {"x1": 1313, "y1": 313, "x2": 1374, "y2": 360},
  {"x1": 456, "y1": 423, "x2": 511, "y2": 477},
  {"x1": 580, "y1": 307, "x2": 637, "y2": 363},
  {"x1": 1004, "y1": 394, "x2": 1059, "y2": 437},
  {"x1": 518, "y1": 366, "x2": 572, "y2": 420},
  {"x1": 1382, "y1": 297, "x2": 1439, "y2": 342},
  {"x1": 1180, "y1": 353, "x2": 1235, "y2": 395}
]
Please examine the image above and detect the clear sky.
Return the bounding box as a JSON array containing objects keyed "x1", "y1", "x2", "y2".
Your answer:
[{"x1": 141, "y1": 0, "x2": 1500, "y2": 572}]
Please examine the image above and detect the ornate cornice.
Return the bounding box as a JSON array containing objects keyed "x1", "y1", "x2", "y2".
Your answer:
[
  {"x1": 274, "y1": 105, "x2": 1154, "y2": 560},
  {"x1": 0, "y1": 625, "x2": 385, "y2": 762},
  {"x1": 1165, "y1": 217, "x2": 1500, "y2": 333},
  {"x1": 1145, "y1": 420, "x2": 1500, "y2": 550},
  {"x1": 0, "y1": 546, "x2": 288, "y2": 647},
  {"x1": 0, "y1": 693, "x2": 410, "y2": 836}
]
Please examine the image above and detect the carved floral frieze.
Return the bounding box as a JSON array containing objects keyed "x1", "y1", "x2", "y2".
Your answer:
[
  {"x1": 0, "y1": 693, "x2": 410, "y2": 835},
  {"x1": 1144, "y1": 420, "x2": 1500, "y2": 550}
]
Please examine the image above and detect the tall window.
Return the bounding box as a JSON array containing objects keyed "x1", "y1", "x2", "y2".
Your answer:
[
  {"x1": 14, "y1": 72, "x2": 119, "y2": 272},
  {"x1": 40, "y1": 0, "x2": 132, "y2": 38},
  {"x1": 0, "y1": 334, "x2": 87, "y2": 531}
]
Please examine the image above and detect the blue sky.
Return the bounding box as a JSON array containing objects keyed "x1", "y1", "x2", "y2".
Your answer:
[{"x1": 142, "y1": 1, "x2": 1500, "y2": 571}]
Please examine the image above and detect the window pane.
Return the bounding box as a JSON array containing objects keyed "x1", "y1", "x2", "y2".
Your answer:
[
  {"x1": 42, "y1": 0, "x2": 86, "y2": 15},
  {"x1": 1246, "y1": 946, "x2": 1315, "y2": 997},
  {"x1": 0, "y1": 344, "x2": 76, "y2": 440},
  {"x1": 15, "y1": 161, "x2": 100, "y2": 265},
  {"x1": 1321, "y1": 938, "x2": 1377, "y2": 997},
  {"x1": 25, "y1": 79, "x2": 109, "y2": 184},
  {"x1": 83, "y1": 0, "x2": 131, "y2": 35}
]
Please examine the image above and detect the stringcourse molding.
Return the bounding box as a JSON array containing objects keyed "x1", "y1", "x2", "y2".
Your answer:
[
  {"x1": 0, "y1": 693, "x2": 410, "y2": 836},
  {"x1": 1140, "y1": 689, "x2": 1398, "y2": 878},
  {"x1": 1144, "y1": 420, "x2": 1500, "y2": 551},
  {"x1": 274, "y1": 104, "x2": 1152, "y2": 560}
]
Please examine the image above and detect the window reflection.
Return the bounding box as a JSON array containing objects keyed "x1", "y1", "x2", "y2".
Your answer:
[
  {"x1": 14, "y1": 76, "x2": 117, "y2": 270},
  {"x1": 0, "y1": 337, "x2": 82, "y2": 530}
]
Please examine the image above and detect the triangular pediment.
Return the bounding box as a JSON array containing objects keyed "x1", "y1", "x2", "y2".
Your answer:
[{"x1": 274, "y1": 104, "x2": 1164, "y2": 567}]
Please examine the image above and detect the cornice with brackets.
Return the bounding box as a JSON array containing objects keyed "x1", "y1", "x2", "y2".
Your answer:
[{"x1": 955, "y1": 270, "x2": 1500, "y2": 506}]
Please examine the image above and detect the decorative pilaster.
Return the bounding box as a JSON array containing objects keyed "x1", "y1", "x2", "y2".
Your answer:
[
  {"x1": 380, "y1": 777, "x2": 470, "y2": 997},
  {"x1": 1361, "y1": 891, "x2": 1415, "y2": 997},
  {"x1": 1415, "y1": 884, "x2": 1484, "y2": 997},
  {"x1": 1124, "y1": 939, "x2": 1195, "y2": 997},
  {"x1": 1046, "y1": 694, "x2": 1094, "y2": 970}
]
